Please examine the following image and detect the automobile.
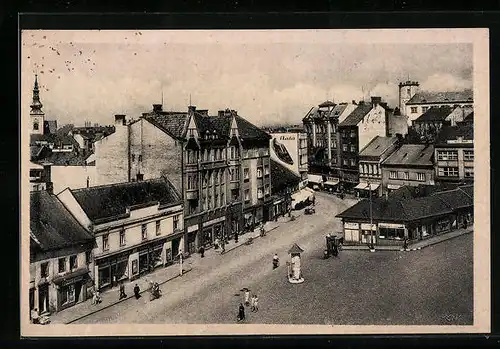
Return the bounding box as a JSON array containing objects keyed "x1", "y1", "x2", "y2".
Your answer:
[
  {"x1": 304, "y1": 207, "x2": 316, "y2": 215},
  {"x1": 312, "y1": 184, "x2": 320, "y2": 191}
]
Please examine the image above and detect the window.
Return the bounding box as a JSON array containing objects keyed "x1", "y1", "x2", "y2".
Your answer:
[
  {"x1": 136, "y1": 173, "x2": 144, "y2": 181},
  {"x1": 264, "y1": 165, "x2": 270, "y2": 176},
  {"x1": 464, "y1": 167, "x2": 474, "y2": 178},
  {"x1": 208, "y1": 194, "x2": 212, "y2": 209},
  {"x1": 153, "y1": 220, "x2": 160, "y2": 236},
  {"x1": 343, "y1": 159, "x2": 348, "y2": 166},
  {"x1": 379, "y1": 227, "x2": 405, "y2": 240},
  {"x1": 173, "y1": 215, "x2": 180, "y2": 230},
  {"x1": 202, "y1": 196, "x2": 207, "y2": 210},
  {"x1": 203, "y1": 172, "x2": 208, "y2": 187},
  {"x1": 350, "y1": 145, "x2": 356, "y2": 152},
  {"x1": 58, "y1": 258, "x2": 66, "y2": 273},
  {"x1": 187, "y1": 174, "x2": 197, "y2": 190},
  {"x1": 209, "y1": 171, "x2": 213, "y2": 185},
  {"x1": 350, "y1": 159, "x2": 356, "y2": 166},
  {"x1": 138, "y1": 155, "x2": 142, "y2": 162},
  {"x1": 463, "y1": 150, "x2": 474, "y2": 161},
  {"x1": 214, "y1": 170, "x2": 219, "y2": 184},
  {"x1": 69, "y1": 255, "x2": 78, "y2": 270},
  {"x1": 257, "y1": 187, "x2": 264, "y2": 199},
  {"x1": 389, "y1": 171, "x2": 397, "y2": 179},
  {"x1": 350, "y1": 131, "x2": 356, "y2": 138},
  {"x1": 33, "y1": 122, "x2": 39, "y2": 130},
  {"x1": 265, "y1": 184, "x2": 270, "y2": 195},
  {"x1": 333, "y1": 140, "x2": 337, "y2": 149},
  {"x1": 417, "y1": 172, "x2": 426, "y2": 182},
  {"x1": 401, "y1": 172, "x2": 409, "y2": 180},
  {"x1": 230, "y1": 146, "x2": 236, "y2": 159},
  {"x1": 221, "y1": 192, "x2": 225, "y2": 205},
  {"x1": 407, "y1": 88, "x2": 411, "y2": 95},
  {"x1": 342, "y1": 144, "x2": 348, "y2": 151},
  {"x1": 103, "y1": 234, "x2": 109, "y2": 251},
  {"x1": 411, "y1": 107, "x2": 418, "y2": 114},
  {"x1": 437, "y1": 150, "x2": 458, "y2": 161},
  {"x1": 422, "y1": 106, "x2": 429, "y2": 113},
  {"x1": 244, "y1": 168, "x2": 249, "y2": 180},
  {"x1": 231, "y1": 189, "x2": 239, "y2": 201},
  {"x1": 40, "y1": 262, "x2": 49, "y2": 278},
  {"x1": 61, "y1": 284, "x2": 76, "y2": 305},
  {"x1": 131, "y1": 154, "x2": 135, "y2": 162},
  {"x1": 257, "y1": 167, "x2": 263, "y2": 178},
  {"x1": 141, "y1": 224, "x2": 147, "y2": 240},
  {"x1": 244, "y1": 189, "x2": 250, "y2": 202},
  {"x1": 85, "y1": 251, "x2": 92, "y2": 265},
  {"x1": 215, "y1": 192, "x2": 219, "y2": 207},
  {"x1": 438, "y1": 167, "x2": 459, "y2": 177},
  {"x1": 187, "y1": 150, "x2": 197, "y2": 164}
]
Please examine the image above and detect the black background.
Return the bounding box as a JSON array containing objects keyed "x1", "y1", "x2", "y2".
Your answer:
[{"x1": 3, "y1": 1, "x2": 500, "y2": 348}]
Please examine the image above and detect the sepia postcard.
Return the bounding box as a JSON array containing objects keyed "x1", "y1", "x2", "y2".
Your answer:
[{"x1": 21, "y1": 28, "x2": 490, "y2": 337}]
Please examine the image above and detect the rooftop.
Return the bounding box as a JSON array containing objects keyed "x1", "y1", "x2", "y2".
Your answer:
[
  {"x1": 359, "y1": 136, "x2": 399, "y2": 158},
  {"x1": 435, "y1": 124, "x2": 474, "y2": 145},
  {"x1": 339, "y1": 103, "x2": 373, "y2": 127},
  {"x1": 144, "y1": 112, "x2": 189, "y2": 139},
  {"x1": 414, "y1": 106, "x2": 453, "y2": 122},
  {"x1": 270, "y1": 159, "x2": 301, "y2": 194},
  {"x1": 382, "y1": 144, "x2": 434, "y2": 167},
  {"x1": 406, "y1": 90, "x2": 473, "y2": 105},
  {"x1": 30, "y1": 190, "x2": 94, "y2": 252},
  {"x1": 70, "y1": 177, "x2": 182, "y2": 223}
]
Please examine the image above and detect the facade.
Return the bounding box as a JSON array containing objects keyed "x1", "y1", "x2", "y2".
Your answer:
[
  {"x1": 446, "y1": 106, "x2": 474, "y2": 127},
  {"x1": 30, "y1": 190, "x2": 95, "y2": 318},
  {"x1": 57, "y1": 177, "x2": 184, "y2": 291},
  {"x1": 336, "y1": 184, "x2": 473, "y2": 247},
  {"x1": 29, "y1": 161, "x2": 53, "y2": 192},
  {"x1": 30, "y1": 74, "x2": 45, "y2": 136},
  {"x1": 270, "y1": 159, "x2": 302, "y2": 218},
  {"x1": 355, "y1": 136, "x2": 401, "y2": 198},
  {"x1": 434, "y1": 123, "x2": 474, "y2": 184},
  {"x1": 268, "y1": 132, "x2": 308, "y2": 184},
  {"x1": 380, "y1": 144, "x2": 435, "y2": 194},
  {"x1": 94, "y1": 104, "x2": 272, "y2": 254},
  {"x1": 411, "y1": 106, "x2": 453, "y2": 142},
  {"x1": 403, "y1": 87, "x2": 473, "y2": 125},
  {"x1": 71, "y1": 125, "x2": 115, "y2": 153}
]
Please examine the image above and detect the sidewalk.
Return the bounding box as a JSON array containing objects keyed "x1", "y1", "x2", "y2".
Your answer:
[
  {"x1": 50, "y1": 263, "x2": 193, "y2": 324},
  {"x1": 49, "y1": 210, "x2": 304, "y2": 324},
  {"x1": 342, "y1": 226, "x2": 473, "y2": 251}
]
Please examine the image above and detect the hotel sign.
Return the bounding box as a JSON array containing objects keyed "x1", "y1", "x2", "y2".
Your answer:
[{"x1": 378, "y1": 223, "x2": 405, "y2": 229}]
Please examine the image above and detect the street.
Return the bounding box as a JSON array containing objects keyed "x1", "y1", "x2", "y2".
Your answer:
[{"x1": 73, "y1": 192, "x2": 473, "y2": 325}]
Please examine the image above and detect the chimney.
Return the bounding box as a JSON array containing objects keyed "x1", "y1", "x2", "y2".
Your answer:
[
  {"x1": 114, "y1": 114, "x2": 126, "y2": 126},
  {"x1": 153, "y1": 104, "x2": 163, "y2": 112},
  {"x1": 371, "y1": 96, "x2": 382, "y2": 106},
  {"x1": 352, "y1": 100, "x2": 357, "y2": 105},
  {"x1": 231, "y1": 109, "x2": 237, "y2": 115},
  {"x1": 218, "y1": 110, "x2": 224, "y2": 117},
  {"x1": 188, "y1": 105, "x2": 196, "y2": 113}
]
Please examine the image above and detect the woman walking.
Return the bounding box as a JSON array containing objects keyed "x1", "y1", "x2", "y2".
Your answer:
[{"x1": 237, "y1": 303, "x2": 245, "y2": 322}]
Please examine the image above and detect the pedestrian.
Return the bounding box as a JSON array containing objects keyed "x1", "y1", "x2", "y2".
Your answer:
[
  {"x1": 237, "y1": 303, "x2": 245, "y2": 322},
  {"x1": 199, "y1": 245, "x2": 205, "y2": 258},
  {"x1": 134, "y1": 283, "x2": 141, "y2": 299},
  {"x1": 254, "y1": 294, "x2": 259, "y2": 312},
  {"x1": 244, "y1": 289, "x2": 250, "y2": 306},
  {"x1": 119, "y1": 282, "x2": 127, "y2": 300},
  {"x1": 214, "y1": 237, "x2": 220, "y2": 250},
  {"x1": 31, "y1": 308, "x2": 39, "y2": 324},
  {"x1": 93, "y1": 290, "x2": 102, "y2": 305}
]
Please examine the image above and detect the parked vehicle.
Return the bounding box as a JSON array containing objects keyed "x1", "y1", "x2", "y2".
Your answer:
[{"x1": 304, "y1": 207, "x2": 316, "y2": 215}]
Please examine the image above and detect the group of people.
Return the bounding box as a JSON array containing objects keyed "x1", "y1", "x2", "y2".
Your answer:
[{"x1": 237, "y1": 289, "x2": 259, "y2": 322}]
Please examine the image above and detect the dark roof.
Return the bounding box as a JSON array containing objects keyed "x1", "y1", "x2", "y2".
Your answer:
[
  {"x1": 44, "y1": 120, "x2": 58, "y2": 134},
  {"x1": 318, "y1": 100, "x2": 336, "y2": 108},
  {"x1": 71, "y1": 177, "x2": 182, "y2": 222},
  {"x1": 406, "y1": 90, "x2": 473, "y2": 105},
  {"x1": 359, "y1": 136, "x2": 398, "y2": 158},
  {"x1": 30, "y1": 133, "x2": 79, "y2": 148},
  {"x1": 270, "y1": 159, "x2": 301, "y2": 194},
  {"x1": 55, "y1": 124, "x2": 74, "y2": 136},
  {"x1": 436, "y1": 124, "x2": 474, "y2": 145},
  {"x1": 337, "y1": 185, "x2": 472, "y2": 222},
  {"x1": 235, "y1": 115, "x2": 271, "y2": 142},
  {"x1": 414, "y1": 106, "x2": 453, "y2": 122},
  {"x1": 144, "y1": 112, "x2": 188, "y2": 139},
  {"x1": 329, "y1": 104, "x2": 348, "y2": 118},
  {"x1": 464, "y1": 112, "x2": 474, "y2": 121},
  {"x1": 194, "y1": 112, "x2": 232, "y2": 138},
  {"x1": 389, "y1": 183, "x2": 456, "y2": 201},
  {"x1": 382, "y1": 144, "x2": 434, "y2": 167},
  {"x1": 36, "y1": 150, "x2": 91, "y2": 166},
  {"x1": 30, "y1": 190, "x2": 93, "y2": 252},
  {"x1": 339, "y1": 103, "x2": 373, "y2": 126},
  {"x1": 458, "y1": 184, "x2": 473, "y2": 199}
]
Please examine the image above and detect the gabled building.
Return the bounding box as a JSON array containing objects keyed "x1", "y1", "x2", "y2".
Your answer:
[
  {"x1": 411, "y1": 105, "x2": 453, "y2": 142},
  {"x1": 57, "y1": 177, "x2": 184, "y2": 291},
  {"x1": 71, "y1": 125, "x2": 115, "y2": 153},
  {"x1": 380, "y1": 144, "x2": 435, "y2": 194},
  {"x1": 94, "y1": 104, "x2": 272, "y2": 254},
  {"x1": 434, "y1": 123, "x2": 474, "y2": 184},
  {"x1": 354, "y1": 135, "x2": 401, "y2": 198},
  {"x1": 270, "y1": 159, "x2": 303, "y2": 218},
  {"x1": 446, "y1": 106, "x2": 474, "y2": 127},
  {"x1": 30, "y1": 190, "x2": 95, "y2": 318}
]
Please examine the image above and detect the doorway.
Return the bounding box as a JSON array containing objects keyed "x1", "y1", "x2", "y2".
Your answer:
[{"x1": 38, "y1": 284, "x2": 49, "y2": 314}]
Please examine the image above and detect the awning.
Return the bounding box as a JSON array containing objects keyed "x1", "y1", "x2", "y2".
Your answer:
[
  {"x1": 52, "y1": 268, "x2": 89, "y2": 286},
  {"x1": 324, "y1": 178, "x2": 339, "y2": 186},
  {"x1": 387, "y1": 184, "x2": 401, "y2": 190},
  {"x1": 291, "y1": 189, "x2": 311, "y2": 209},
  {"x1": 308, "y1": 174, "x2": 323, "y2": 184},
  {"x1": 354, "y1": 182, "x2": 380, "y2": 191}
]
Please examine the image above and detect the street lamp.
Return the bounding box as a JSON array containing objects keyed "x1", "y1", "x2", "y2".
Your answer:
[{"x1": 366, "y1": 180, "x2": 375, "y2": 252}]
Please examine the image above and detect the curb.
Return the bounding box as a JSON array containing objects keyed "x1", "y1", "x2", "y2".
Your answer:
[
  {"x1": 405, "y1": 229, "x2": 473, "y2": 251},
  {"x1": 64, "y1": 267, "x2": 193, "y2": 324},
  {"x1": 222, "y1": 226, "x2": 280, "y2": 254}
]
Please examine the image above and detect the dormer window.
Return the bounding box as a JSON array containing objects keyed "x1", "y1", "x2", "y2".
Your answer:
[{"x1": 33, "y1": 122, "x2": 39, "y2": 131}]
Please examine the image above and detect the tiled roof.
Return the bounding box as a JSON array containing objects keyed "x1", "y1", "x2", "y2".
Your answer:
[
  {"x1": 270, "y1": 159, "x2": 301, "y2": 194},
  {"x1": 435, "y1": 124, "x2": 474, "y2": 145},
  {"x1": 37, "y1": 150, "x2": 91, "y2": 166},
  {"x1": 382, "y1": 144, "x2": 434, "y2": 167},
  {"x1": 235, "y1": 115, "x2": 271, "y2": 142},
  {"x1": 144, "y1": 112, "x2": 189, "y2": 139},
  {"x1": 337, "y1": 184, "x2": 472, "y2": 222},
  {"x1": 30, "y1": 190, "x2": 93, "y2": 252},
  {"x1": 329, "y1": 104, "x2": 348, "y2": 118},
  {"x1": 414, "y1": 106, "x2": 453, "y2": 122},
  {"x1": 55, "y1": 124, "x2": 74, "y2": 136},
  {"x1": 44, "y1": 120, "x2": 58, "y2": 134},
  {"x1": 30, "y1": 133, "x2": 79, "y2": 148},
  {"x1": 359, "y1": 136, "x2": 398, "y2": 158},
  {"x1": 458, "y1": 184, "x2": 473, "y2": 199},
  {"x1": 339, "y1": 103, "x2": 373, "y2": 126},
  {"x1": 406, "y1": 90, "x2": 473, "y2": 105},
  {"x1": 464, "y1": 112, "x2": 474, "y2": 121},
  {"x1": 71, "y1": 177, "x2": 182, "y2": 222},
  {"x1": 194, "y1": 112, "x2": 232, "y2": 138},
  {"x1": 389, "y1": 183, "x2": 457, "y2": 201},
  {"x1": 318, "y1": 100, "x2": 336, "y2": 108}
]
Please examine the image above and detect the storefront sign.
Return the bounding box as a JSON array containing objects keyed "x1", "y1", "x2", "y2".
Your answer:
[
  {"x1": 270, "y1": 133, "x2": 299, "y2": 175},
  {"x1": 360, "y1": 223, "x2": 376, "y2": 230},
  {"x1": 344, "y1": 222, "x2": 359, "y2": 230},
  {"x1": 204, "y1": 216, "x2": 225, "y2": 227},
  {"x1": 187, "y1": 224, "x2": 198, "y2": 233},
  {"x1": 378, "y1": 223, "x2": 405, "y2": 229}
]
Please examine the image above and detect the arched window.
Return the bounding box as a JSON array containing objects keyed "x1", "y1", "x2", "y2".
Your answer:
[{"x1": 33, "y1": 122, "x2": 39, "y2": 130}]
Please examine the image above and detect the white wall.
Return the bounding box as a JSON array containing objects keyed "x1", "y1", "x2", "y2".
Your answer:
[
  {"x1": 358, "y1": 104, "x2": 388, "y2": 150},
  {"x1": 51, "y1": 165, "x2": 98, "y2": 194},
  {"x1": 57, "y1": 189, "x2": 93, "y2": 230}
]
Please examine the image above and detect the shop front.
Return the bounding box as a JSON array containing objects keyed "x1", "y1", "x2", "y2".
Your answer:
[
  {"x1": 96, "y1": 252, "x2": 130, "y2": 289},
  {"x1": 187, "y1": 224, "x2": 198, "y2": 254},
  {"x1": 377, "y1": 222, "x2": 407, "y2": 246},
  {"x1": 354, "y1": 181, "x2": 380, "y2": 198},
  {"x1": 52, "y1": 268, "x2": 90, "y2": 311},
  {"x1": 343, "y1": 222, "x2": 360, "y2": 244}
]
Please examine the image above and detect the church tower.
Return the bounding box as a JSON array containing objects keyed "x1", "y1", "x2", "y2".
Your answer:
[
  {"x1": 30, "y1": 74, "x2": 45, "y2": 135},
  {"x1": 398, "y1": 80, "x2": 419, "y2": 116}
]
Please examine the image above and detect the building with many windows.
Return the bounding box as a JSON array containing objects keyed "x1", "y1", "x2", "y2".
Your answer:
[
  {"x1": 411, "y1": 105, "x2": 453, "y2": 143},
  {"x1": 434, "y1": 123, "x2": 474, "y2": 184},
  {"x1": 30, "y1": 190, "x2": 95, "y2": 318},
  {"x1": 380, "y1": 144, "x2": 435, "y2": 194},
  {"x1": 57, "y1": 177, "x2": 184, "y2": 292}
]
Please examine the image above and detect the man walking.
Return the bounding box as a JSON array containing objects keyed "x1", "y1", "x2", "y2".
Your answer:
[
  {"x1": 134, "y1": 283, "x2": 141, "y2": 299},
  {"x1": 119, "y1": 282, "x2": 127, "y2": 300},
  {"x1": 237, "y1": 303, "x2": 245, "y2": 322}
]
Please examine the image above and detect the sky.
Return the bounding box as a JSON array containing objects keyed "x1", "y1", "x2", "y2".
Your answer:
[{"x1": 21, "y1": 30, "x2": 474, "y2": 127}]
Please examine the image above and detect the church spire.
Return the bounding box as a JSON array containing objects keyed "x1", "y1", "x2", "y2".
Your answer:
[{"x1": 30, "y1": 74, "x2": 43, "y2": 114}]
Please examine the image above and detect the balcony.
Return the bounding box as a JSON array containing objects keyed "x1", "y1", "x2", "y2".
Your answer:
[{"x1": 186, "y1": 189, "x2": 199, "y2": 200}]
